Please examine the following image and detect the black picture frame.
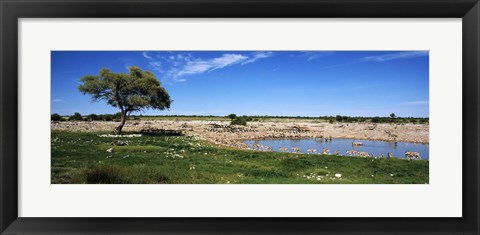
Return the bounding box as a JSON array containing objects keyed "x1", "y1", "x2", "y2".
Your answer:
[{"x1": 1, "y1": 0, "x2": 479, "y2": 234}]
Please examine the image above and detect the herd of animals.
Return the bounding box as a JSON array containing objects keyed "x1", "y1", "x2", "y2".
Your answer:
[{"x1": 249, "y1": 141, "x2": 422, "y2": 160}]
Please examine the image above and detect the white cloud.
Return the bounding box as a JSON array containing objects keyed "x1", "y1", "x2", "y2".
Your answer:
[
  {"x1": 241, "y1": 52, "x2": 273, "y2": 65},
  {"x1": 400, "y1": 100, "x2": 429, "y2": 106},
  {"x1": 148, "y1": 61, "x2": 163, "y2": 72},
  {"x1": 362, "y1": 51, "x2": 428, "y2": 62},
  {"x1": 170, "y1": 53, "x2": 248, "y2": 79},
  {"x1": 296, "y1": 51, "x2": 334, "y2": 61},
  {"x1": 144, "y1": 51, "x2": 274, "y2": 82},
  {"x1": 307, "y1": 52, "x2": 333, "y2": 61},
  {"x1": 149, "y1": 61, "x2": 162, "y2": 67},
  {"x1": 142, "y1": 52, "x2": 153, "y2": 60}
]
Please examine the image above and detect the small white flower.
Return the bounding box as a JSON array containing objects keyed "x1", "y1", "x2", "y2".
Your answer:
[
  {"x1": 325, "y1": 166, "x2": 328, "y2": 169},
  {"x1": 335, "y1": 173, "x2": 341, "y2": 178},
  {"x1": 390, "y1": 174, "x2": 394, "y2": 177},
  {"x1": 371, "y1": 174, "x2": 374, "y2": 177}
]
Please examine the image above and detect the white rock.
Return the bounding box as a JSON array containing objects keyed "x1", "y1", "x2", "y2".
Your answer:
[{"x1": 335, "y1": 173, "x2": 342, "y2": 178}]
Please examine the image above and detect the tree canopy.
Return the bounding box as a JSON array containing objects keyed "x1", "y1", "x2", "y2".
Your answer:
[{"x1": 78, "y1": 66, "x2": 172, "y2": 133}]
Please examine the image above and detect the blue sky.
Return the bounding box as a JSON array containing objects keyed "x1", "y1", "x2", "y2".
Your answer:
[{"x1": 51, "y1": 51, "x2": 429, "y2": 117}]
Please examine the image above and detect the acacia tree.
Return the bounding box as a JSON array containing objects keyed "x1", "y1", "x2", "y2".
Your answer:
[
  {"x1": 227, "y1": 114, "x2": 237, "y2": 120},
  {"x1": 78, "y1": 66, "x2": 172, "y2": 133}
]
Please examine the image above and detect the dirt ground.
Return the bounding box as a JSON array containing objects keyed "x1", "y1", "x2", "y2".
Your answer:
[{"x1": 51, "y1": 120, "x2": 429, "y2": 149}]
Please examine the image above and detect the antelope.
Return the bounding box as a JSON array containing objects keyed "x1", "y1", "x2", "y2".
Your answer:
[
  {"x1": 405, "y1": 151, "x2": 420, "y2": 160},
  {"x1": 321, "y1": 148, "x2": 331, "y2": 155},
  {"x1": 279, "y1": 147, "x2": 289, "y2": 152},
  {"x1": 292, "y1": 147, "x2": 300, "y2": 153},
  {"x1": 357, "y1": 151, "x2": 370, "y2": 157},
  {"x1": 307, "y1": 148, "x2": 317, "y2": 154},
  {"x1": 346, "y1": 150, "x2": 358, "y2": 156},
  {"x1": 387, "y1": 152, "x2": 393, "y2": 158}
]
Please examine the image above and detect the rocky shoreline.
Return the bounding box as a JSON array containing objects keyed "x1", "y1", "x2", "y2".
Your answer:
[{"x1": 52, "y1": 120, "x2": 429, "y2": 150}]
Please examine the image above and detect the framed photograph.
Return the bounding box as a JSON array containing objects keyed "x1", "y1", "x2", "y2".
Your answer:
[{"x1": 1, "y1": 0, "x2": 478, "y2": 234}]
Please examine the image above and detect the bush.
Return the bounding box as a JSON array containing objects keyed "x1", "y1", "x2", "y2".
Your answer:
[
  {"x1": 68, "y1": 112, "x2": 83, "y2": 121},
  {"x1": 51, "y1": 113, "x2": 62, "y2": 121},
  {"x1": 230, "y1": 117, "x2": 247, "y2": 126},
  {"x1": 87, "y1": 113, "x2": 99, "y2": 121},
  {"x1": 335, "y1": 115, "x2": 343, "y2": 122},
  {"x1": 113, "y1": 112, "x2": 122, "y2": 121},
  {"x1": 243, "y1": 116, "x2": 253, "y2": 121},
  {"x1": 227, "y1": 114, "x2": 237, "y2": 120},
  {"x1": 99, "y1": 114, "x2": 113, "y2": 121}
]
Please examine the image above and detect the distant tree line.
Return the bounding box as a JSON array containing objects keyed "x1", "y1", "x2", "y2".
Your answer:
[
  {"x1": 328, "y1": 113, "x2": 428, "y2": 124},
  {"x1": 51, "y1": 112, "x2": 141, "y2": 122},
  {"x1": 52, "y1": 112, "x2": 428, "y2": 124},
  {"x1": 224, "y1": 113, "x2": 428, "y2": 126}
]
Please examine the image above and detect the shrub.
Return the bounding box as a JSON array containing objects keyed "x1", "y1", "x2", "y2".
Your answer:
[
  {"x1": 230, "y1": 117, "x2": 247, "y2": 126},
  {"x1": 335, "y1": 115, "x2": 343, "y2": 122},
  {"x1": 227, "y1": 114, "x2": 237, "y2": 120},
  {"x1": 243, "y1": 116, "x2": 253, "y2": 121},
  {"x1": 100, "y1": 114, "x2": 113, "y2": 121},
  {"x1": 68, "y1": 112, "x2": 83, "y2": 121},
  {"x1": 51, "y1": 113, "x2": 62, "y2": 121},
  {"x1": 87, "y1": 113, "x2": 99, "y2": 121},
  {"x1": 113, "y1": 112, "x2": 122, "y2": 122}
]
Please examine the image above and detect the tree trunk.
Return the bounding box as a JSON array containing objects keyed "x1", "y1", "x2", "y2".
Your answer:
[{"x1": 114, "y1": 111, "x2": 127, "y2": 134}]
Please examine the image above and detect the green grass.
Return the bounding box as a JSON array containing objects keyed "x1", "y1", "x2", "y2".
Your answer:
[{"x1": 51, "y1": 131, "x2": 429, "y2": 184}]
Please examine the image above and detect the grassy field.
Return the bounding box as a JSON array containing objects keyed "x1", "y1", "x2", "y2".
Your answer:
[{"x1": 51, "y1": 130, "x2": 429, "y2": 184}]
